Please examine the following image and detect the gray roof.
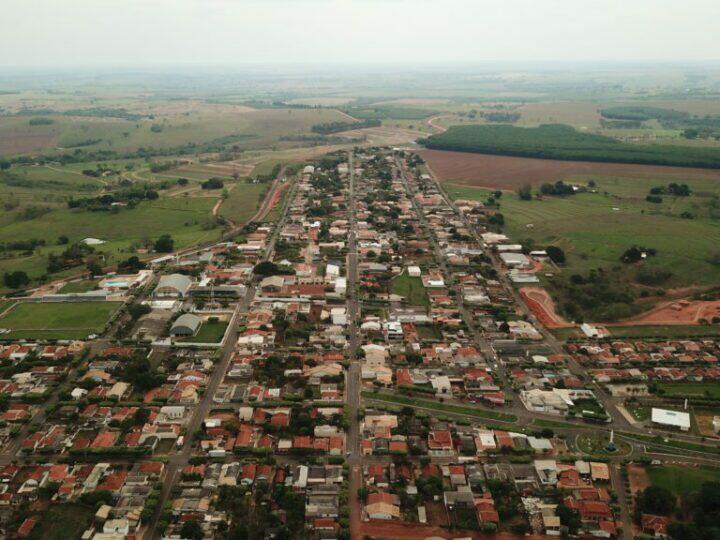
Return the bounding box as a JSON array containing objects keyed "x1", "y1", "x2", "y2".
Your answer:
[
  {"x1": 156, "y1": 273, "x2": 192, "y2": 295},
  {"x1": 171, "y1": 313, "x2": 202, "y2": 333}
]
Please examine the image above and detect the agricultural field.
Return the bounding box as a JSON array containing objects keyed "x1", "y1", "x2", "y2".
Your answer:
[
  {"x1": 0, "y1": 301, "x2": 123, "y2": 340},
  {"x1": 421, "y1": 124, "x2": 720, "y2": 169},
  {"x1": 443, "y1": 180, "x2": 720, "y2": 289},
  {"x1": 421, "y1": 149, "x2": 720, "y2": 191},
  {"x1": 0, "y1": 196, "x2": 221, "y2": 290}
]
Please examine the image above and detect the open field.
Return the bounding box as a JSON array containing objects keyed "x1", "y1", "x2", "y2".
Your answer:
[
  {"x1": 656, "y1": 382, "x2": 720, "y2": 399},
  {"x1": 217, "y1": 182, "x2": 266, "y2": 223},
  {"x1": 27, "y1": 503, "x2": 95, "y2": 540},
  {"x1": 0, "y1": 301, "x2": 123, "y2": 340},
  {"x1": 422, "y1": 149, "x2": 720, "y2": 190},
  {"x1": 648, "y1": 465, "x2": 720, "y2": 497},
  {"x1": 0, "y1": 196, "x2": 220, "y2": 288},
  {"x1": 442, "y1": 183, "x2": 720, "y2": 289},
  {"x1": 391, "y1": 273, "x2": 429, "y2": 307},
  {"x1": 0, "y1": 106, "x2": 351, "y2": 157}
]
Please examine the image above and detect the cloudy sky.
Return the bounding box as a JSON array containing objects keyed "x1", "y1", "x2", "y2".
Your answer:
[{"x1": 1, "y1": 0, "x2": 719, "y2": 68}]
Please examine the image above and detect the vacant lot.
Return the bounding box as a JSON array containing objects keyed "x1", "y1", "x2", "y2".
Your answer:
[
  {"x1": 391, "y1": 273, "x2": 429, "y2": 307},
  {"x1": 0, "y1": 301, "x2": 122, "y2": 340},
  {"x1": 657, "y1": 382, "x2": 720, "y2": 399},
  {"x1": 27, "y1": 503, "x2": 94, "y2": 540},
  {"x1": 422, "y1": 149, "x2": 720, "y2": 191},
  {"x1": 648, "y1": 465, "x2": 720, "y2": 497}
]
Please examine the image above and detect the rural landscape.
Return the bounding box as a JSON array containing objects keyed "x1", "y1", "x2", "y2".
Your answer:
[{"x1": 2, "y1": 1, "x2": 720, "y2": 539}]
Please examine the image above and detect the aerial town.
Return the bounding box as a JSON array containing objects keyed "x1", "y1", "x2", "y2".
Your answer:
[{"x1": 1, "y1": 145, "x2": 719, "y2": 540}]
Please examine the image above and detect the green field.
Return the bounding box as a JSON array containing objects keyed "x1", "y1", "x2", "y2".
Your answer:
[
  {"x1": 0, "y1": 196, "x2": 221, "y2": 290},
  {"x1": 444, "y1": 180, "x2": 720, "y2": 290},
  {"x1": 391, "y1": 273, "x2": 429, "y2": 307},
  {"x1": 218, "y1": 182, "x2": 266, "y2": 223},
  {"x1": 648, "y1": 465, "x2": 720, "y2": 497},
  {"x1": 27, "y1": 503, "x2": 94, "y2": 540},
  {"x1": 0, "y1": 301, "x2": 122, "y2": 340},
  {"x1": 422, "y1": 124, "x2": 720, "y2": 169},
  {"x1": 657, "y1": 382, "x2": 720, "y2": 399},
  {"x1": 58, "y1": 279, "x2": 99, "y2": 294},
  {"x1": 362, "y1": 391, "x2": 517, "y2": 423},
  {"x1": 181, "y1": 320, "x2": 229, "y2": 343}
]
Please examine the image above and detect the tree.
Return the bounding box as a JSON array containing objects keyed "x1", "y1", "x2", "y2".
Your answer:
[
  {"x1": 180, "y1": 520, "x2": 203, "y2": 540},
  {"x1": 177, "y1": 177, "x2": 189, "y2": 186},
  {"x1": 516, "y1": 184, "x2": 532, "y2": 201},
  {"x1": 3, "y1": 271, "x2": 30, "y2": 289},
  {"x1": 637, "y1": 485, "x2": 676, "y2": 516},
  {"x1": 0, "y1": 159, "x2": 11, "y2": 170},
  {"x1": 57, "y1": 235, "x2": 69, "y2": 245},
  {"x1": 253, "y1": 261, "x2": 279, "y2": 276},
  {"x1": 87, "y1": 261, "x2": 103, "y2": 276},
  {"x1": 202, "y1": 178, "x2": 224, "y2": 190},
  {"x1": 118, "y1": 256, "x2": 146, "y2": 273},
  {"x1": 546, "y1": 246, "x2": 565, "y2": 265},
  {"x1": 154, "y1": 234, "x2": 174, "y2": 253}
]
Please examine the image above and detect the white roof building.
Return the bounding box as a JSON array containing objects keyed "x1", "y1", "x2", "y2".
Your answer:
[{"x1": 651, "y1": 408, "x2": 690, "y2": 431}]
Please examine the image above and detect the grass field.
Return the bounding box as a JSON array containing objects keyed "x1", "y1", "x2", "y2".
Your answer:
[
  {"x1": 218, "y1": 182, "x2": 266, "y2": 223},
  {"x1": 443, "y1": 182, "x2": 720, "y2": 289},
  {"x1": 0, "y1": 301, "x2": 122, "y2": 340},
  {"x1": 576, "y1": 432, "x2": 632, "y2": 457},
  {"x1": 657, "y1": 382, "x2": 720, "y2": 399},
  {"x1": 58, "y1": 279, "x2": 99, "y2": 294},
  {"x1": 362, "y1": 391, "x2": 517, "y2": 423},
  {"x1": 181, "y1": 321, "x2": 229, "y2": 343},
  {"x1": 648, "y1": 465, "x2": 720, "y2": 497},
  {"x1": 0, "y1": 196, "x2": 221, "y2": 290},
  {"x1": 391, "y1": 273, "x2": 429, "y2": 307}
]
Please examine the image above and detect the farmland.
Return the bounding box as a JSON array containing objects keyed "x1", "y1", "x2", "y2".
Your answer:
[
  {"x1": 421, "y1": 124, "x2": 720, "y2": 169},
  {"x1": 421, "y1": 149, "x2": 720, "y2": 191},
  {"x1": 441, "y1": 170, "x2": 720, "y2": 321},
  {"x1": 0, "y1": 301, "x2": 123, "y2": 340}
]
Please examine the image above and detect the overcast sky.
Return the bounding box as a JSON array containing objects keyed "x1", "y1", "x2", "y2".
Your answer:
[{"x1": 1, "y1": 0, "x2": 719, "y2": 68}]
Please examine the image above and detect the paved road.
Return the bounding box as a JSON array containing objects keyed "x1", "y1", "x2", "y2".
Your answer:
[{"x1": 345, "y1": 152, "x2": 363, "y2": 540}]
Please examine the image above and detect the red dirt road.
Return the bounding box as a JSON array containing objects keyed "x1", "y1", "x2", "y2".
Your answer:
[
  {"x1": 361, "y1": 521, "x2": 550, "y2": 539},
  {"x1": 519, "y1": 287, "x2": 573, "y2": 329},
  {"x1": 421, "y1": 149, "x2": 720, "y2": 190}
]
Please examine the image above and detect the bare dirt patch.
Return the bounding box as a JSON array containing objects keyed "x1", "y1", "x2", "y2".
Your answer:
[
  {"x1": 627, "y1": 464, "x2": 650, "y2": 498},
  {"x1": 519, "y1": 287, "x2": 573, "y2": 328},
  {"x1": 421, "y1": 149, "x2": 720, "y2": 191},
  {"x1": 610, "y1": 299, "x2": 720, "y2": 326}
]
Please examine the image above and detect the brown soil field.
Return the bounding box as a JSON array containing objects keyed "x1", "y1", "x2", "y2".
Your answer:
[
  {"x1": 421, "y1": 149, "x2": 720, "y2": 190},
  {"x1": 627, "y1": 464, "x2": 650, "y2": 497},
  {"x1": 0, "y1": 132, "x2": 58, "y2": 155},
  {"x1": 610, "y1": 299, "x2": 720, "y2": 326},
  {"x1": 360, "y1": 521, "x2": 547, "y2": 540}
]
